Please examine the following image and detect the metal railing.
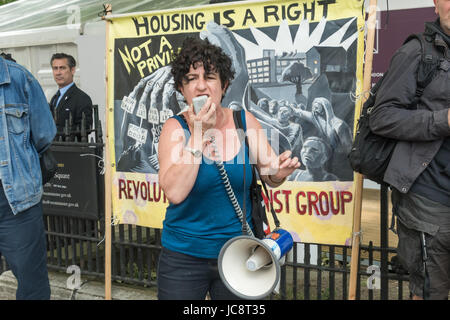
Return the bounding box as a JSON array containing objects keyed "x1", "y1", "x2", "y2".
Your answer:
[
  {"x1": 274, "y1": 241, "x2": 409, "y2": 300},
  {"x1": 37, "y1": 214, "x2": 410, "y2": 300},
  {"x1": 0, "y1": 188, "x2": 409, "y2": 300}
]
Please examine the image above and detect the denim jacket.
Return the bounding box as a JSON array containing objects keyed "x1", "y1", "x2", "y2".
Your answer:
[{"x1": 0, "y1": 57, "x2": 56, "y2": 214}]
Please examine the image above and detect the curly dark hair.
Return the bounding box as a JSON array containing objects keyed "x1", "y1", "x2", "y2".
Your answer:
[{"x1": 171, "y1": 37, "x2": 235, "y2": 94}]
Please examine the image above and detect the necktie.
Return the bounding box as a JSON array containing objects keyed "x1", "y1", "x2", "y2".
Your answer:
[{"x1": 53, "y1": 90, "x2": 61, "y2": 109}]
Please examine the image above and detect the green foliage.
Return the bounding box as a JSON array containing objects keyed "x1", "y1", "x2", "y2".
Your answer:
[{"x1": 0, "y1": 0, "x2": 17, "y2": 5}]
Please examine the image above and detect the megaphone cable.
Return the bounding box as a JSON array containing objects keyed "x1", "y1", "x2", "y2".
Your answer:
[{"x1": 209, "y1": 136, "x2": 254, "y2": 237}]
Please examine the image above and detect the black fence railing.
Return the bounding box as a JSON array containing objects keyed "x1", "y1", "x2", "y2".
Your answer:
[
  {"x1": 109, "y1": 224, "x2": 161, "y2": 287},
  {"x1": 44, "y1": 215, "x2": 105, "y2": 277},
  {"x1": 273, "y1": 241, "x2": 409, "y2": 300},
  {"x1": 0, "y1": 188, "x2": 410, "y2": 300}
]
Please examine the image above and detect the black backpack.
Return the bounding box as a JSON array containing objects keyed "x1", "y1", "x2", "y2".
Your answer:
[{"x1": 348, "y1": 33, "x2": 440, "y2": 185}]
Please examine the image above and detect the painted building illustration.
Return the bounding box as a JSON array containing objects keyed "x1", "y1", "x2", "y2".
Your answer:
[{"x1": 247, "y1": 48, "x2": 320, "y2": 85}]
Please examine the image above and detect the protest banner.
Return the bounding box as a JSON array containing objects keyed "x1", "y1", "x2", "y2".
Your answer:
[{"x1": 105, "y1": 0, "x2": 365, "y2": 246}]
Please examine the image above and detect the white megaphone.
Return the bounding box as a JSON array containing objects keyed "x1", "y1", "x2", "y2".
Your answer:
[{"x1": 218, "y1": 229, "x2": 293, "y2": 300}]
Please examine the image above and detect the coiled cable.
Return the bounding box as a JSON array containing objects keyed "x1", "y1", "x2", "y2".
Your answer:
[{"x1": 209, "y1": 136, "x2": 253, "y2": 237}]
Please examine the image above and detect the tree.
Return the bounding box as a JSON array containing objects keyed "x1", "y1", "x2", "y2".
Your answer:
[{"x1": 281, "y1": 61, "x2": 312, "y2": 103}]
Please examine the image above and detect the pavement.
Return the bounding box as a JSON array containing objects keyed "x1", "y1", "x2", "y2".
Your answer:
[{"x1": 0, "y1": 270, "x2": 157, "y2": 300}]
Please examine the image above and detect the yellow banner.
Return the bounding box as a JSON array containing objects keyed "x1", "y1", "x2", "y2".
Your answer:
[{"x1": 106, "y1": 0, "x2": 365, "y2": 245}]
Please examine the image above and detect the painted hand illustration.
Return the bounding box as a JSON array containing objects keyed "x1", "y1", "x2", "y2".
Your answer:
[{"x1": 116, "y1": 21, "x2": 249, "y2": 173}]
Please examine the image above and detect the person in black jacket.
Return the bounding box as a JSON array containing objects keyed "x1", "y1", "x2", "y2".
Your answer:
[
  {"x1": 50, "y1": 53, "x2": 93, "y2": 140},
  {"x1": 369, "y1": 0, "x2": 450, "y2": 300}
]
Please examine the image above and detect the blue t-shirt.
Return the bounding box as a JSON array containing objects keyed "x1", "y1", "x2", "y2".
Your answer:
[{"x1": 161, "y1": 110, "x2": 253, "y2": 258}]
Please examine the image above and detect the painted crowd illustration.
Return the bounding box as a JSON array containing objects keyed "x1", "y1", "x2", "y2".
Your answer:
[{"x1": 114, "y1": 18, "x2": 358, "y2": 182}]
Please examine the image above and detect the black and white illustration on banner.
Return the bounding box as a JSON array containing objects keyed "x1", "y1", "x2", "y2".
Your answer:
[{"x1": 114, "y1": 18, "x2": 358, "y2": 181}]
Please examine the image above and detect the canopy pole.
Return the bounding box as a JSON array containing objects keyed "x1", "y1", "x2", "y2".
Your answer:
[{"x1": 102, "y1": 3, "x2": 113, "y2": 301}]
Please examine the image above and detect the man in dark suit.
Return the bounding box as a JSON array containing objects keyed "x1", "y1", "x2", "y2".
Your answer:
[{"x1": 50, "y1": 53, "x2": 93, "y2": 140}]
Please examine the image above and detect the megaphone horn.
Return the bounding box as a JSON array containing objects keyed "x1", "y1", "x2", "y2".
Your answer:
[{"x1": 218, "y1": 229, "x2": 293, "y2": 300}]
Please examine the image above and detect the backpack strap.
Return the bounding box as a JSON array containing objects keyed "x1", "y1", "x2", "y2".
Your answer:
[
  {"x1": 403, "y1": 33, "x2": 440, "y2": 104},
  {"x1": 367, "y1": 33, "x2": 440, "y2": 117},
  {"x1": 232, "y1": 110, "x2": 281, "y2": 229}
]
